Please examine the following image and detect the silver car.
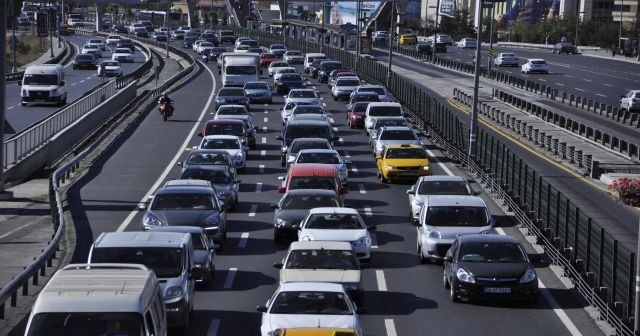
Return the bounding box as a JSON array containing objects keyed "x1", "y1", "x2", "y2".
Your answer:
[
  {"x1": 177, "y1": 149, "x2": 236, "y2": 179},
  {"x1": 285, "y1": 89, "x2": 321, "y2": 106},
  {"x1": 406, "y1": 176, "x2": 475, "y2": 221},
  {"x1": 331, "y1": 76, "x2": 361, "y2": 101},
  {"x1": 244, "y1": 81, "x2": 273, "y2": 104},
  {"x1": 293, "y1": 149, "x2": 350, "y2": 186},
  {"x1": 368, "y1": 117, "x2": 408, "y2": 146},
  {"x1": 373, "y1": 126, "x2": 423, "y2": 157}
]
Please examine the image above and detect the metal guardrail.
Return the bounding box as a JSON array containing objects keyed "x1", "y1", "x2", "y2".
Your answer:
[
  {"x1": 230, "y1": 24, "x2": 635, "y2": 335},
  {"x1": 5, "y1": 37, "x2": 70, "y2": 82}
]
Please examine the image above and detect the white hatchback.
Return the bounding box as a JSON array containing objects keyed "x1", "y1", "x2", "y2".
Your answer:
[{"x1": 521, "y1": 58, "x2": 549, "y2": 74}]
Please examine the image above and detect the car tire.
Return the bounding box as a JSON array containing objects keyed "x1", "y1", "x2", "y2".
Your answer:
[
  {"x1": 450, "y1": 282, "x2": 461, "y2": 303},
  {"x1": 21, "y1": 102, "x2": 26, "y2": 107},
  {"x1": 443, "y1": 269, "x2": 450, "y2": 289},
  {"x1": 273, "y1": 229, "x2": 283, "y2": 243},
  {"x1": 333, "y1": 96, "x2": 337, "y2": 101},
  {"x1": 380, "y1": 173, "x2": 388, "y2": 183}
]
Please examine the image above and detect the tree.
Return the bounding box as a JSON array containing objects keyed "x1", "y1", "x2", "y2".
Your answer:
[{"x1": 440, "y1": 10, "x2": 475, "y2": 40}]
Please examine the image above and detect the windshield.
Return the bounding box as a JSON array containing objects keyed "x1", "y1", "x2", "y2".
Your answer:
[
  {"x1": 459, "y1": 242, "x2": 527, "y2": 263},
  {"x1": 205, "y1": 124, "x2": 244, "y2": 136},
  {"x1": 241, "y1": 40, "x2": 259, "y2": 47},
  {"x1": 26, "y1": 312, "x2": 144, "y2": 336},
  {"x1": 321, "y1": 62, "x2": 342, "y2": 71},
  {"x1": 245, "y1": 82, "x2": 268, "y2": 90},
  {"x1": 276, "y1": 68, "x2": 296, "y2": 74},
  {"x1": 91, "y1": 247, "x2": 184, "y2": 278},
  {"x1": 386, "y1": 148, "x2": 427, "y2": 158},
  {"x1": 285, "y1": 126, "x2": 330, "y2": 144},
  {"x1": 152, "y1": 192, "x2": 217, "y2": 211},
  {"x1": 502, "y1": 53, "x2": 515, "y2": 58},
  {"x1": 217, "y1": 106, "x2": 247, "y2": 115},
  {"x1": 281, "y1": 74, "x2": 303, "y2": 81},
  {"x1": 186, "y1": 152, "x2": 231, "y2": 166},
  {"x1": 425, "y1": 206, "x2": 488, "y2": 227},
  {"x1": 201, "y1": 138, "x2": 241, "y2": 149},
  {"x1": 360, "y1": 87, "x2": 386, "y2": 95},
  {"x1": 271, "y1": 44, "x2": 286, "y2": 49},
  {"x1": 352, "y1": 103, "x2": 369, "y2": 113},
  {"x1": 289, "y1": 91, "x2": 317, "y2": 98},
  {"x1": 379, "y1": 130, "x2": 416, "y2": 140},
  {"x1": 285, "y1": 249, "x2": 359, "y2": 270},
  {"x1": 369, "y1": 106, "x2": 402, "y2": 117},
  {"x1": 293, "y1": 106, "x2": 323, "y2": 114},
  {"x1": 226, "y1": 66, "x2": 256, "y2": 75},
  {"x1": 270, "y1": 291, "x2": 352, "y2": 315},
  {"x1": 182, "y1": 168, "x2": 232, "y2": 184},
  {"x1": 337, "y1": 80, "x2": 360, "y2": 86},
  {"x1": 289, "y1": 177, "x2": 336, "y2": 191},
  {"x1": 23, "y1": 74, "x2": 58, "y2": 85},
  {"x1": 297, "y1": 152, "x2": 341, "y2": 164},
  {"x1": 219, "y1": 88, "x2": 245, "y2": 96},
  {"x1": 262, "y1": 54, "x2": 276, "y2": 58},
  {"x1": 417, "y1": 180, "x2": 471, "y2": 195},
  {"x1": 114, "y1": 49, "x2": 130, "y2": 54},
  {"x1": 353, "y1": 95, "x2": 379, "y2": 103},
  {"x1": 281, "y1": 195, "x2": 339, "y2": 209},
  {"x1": 304, "y1": 214, "x2": 364, "y2": 230},
  {"x1": 531, "y1": 60, "x2": 546, "y2": 65},
  {"x1": 290, "y1": 142, "x2": 331, "y2": 154}
]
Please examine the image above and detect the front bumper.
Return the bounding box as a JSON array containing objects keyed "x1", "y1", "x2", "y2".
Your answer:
[
  {"x1": 165, "y1": 297, "x2": 190, "y2": 327},
  {"x1": 381, "y1": 167, "x2": 431, "y2": 180},
  {"x1": 453, "y1": 280, "x2": 538, "y2": 302}
]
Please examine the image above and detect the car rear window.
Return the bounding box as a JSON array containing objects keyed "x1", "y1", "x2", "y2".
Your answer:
[
  {"x1": 368, "y1": 106, "x2": 402, "y2": 117},
  {"x1": 425, "y1": 206, "x2": 488, "y2": 227}
]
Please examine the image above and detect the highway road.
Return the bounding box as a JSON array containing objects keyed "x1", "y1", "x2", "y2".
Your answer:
[
  {"x1": 51, "y1": 41, "x2": 607, "y2": 336},
  {"x1": 4, "y1": 35, "x2": 148, "y2": 136}
]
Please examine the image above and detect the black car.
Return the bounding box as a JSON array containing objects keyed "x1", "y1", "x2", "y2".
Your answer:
[
  {"x1": 317, "y1": 61, "x2": 343, "y2": 83},
  {"x1": 552, "y1": 42, "x2": 577, "y2": 54},
  {"x1": 184, "y1": 37, "x2": 197, "y2": 48},
  {"x1": 111, "y1": 24, "x2": 127, "y2": 34},
  {"x1": 202, "y1": 33, "x2": 219, "y2": 46},
  {"x1": 444, "y1": 234, "x2": 539, "y2": 303},
  {"x1": 72, "y1": 54, "x2": 97, "y2": 69},
  {"x1": 416, "y1": 42, "x2": 446, "y2": 54},
  {"x1": 152, "y1": 32, "x2": 168, "y2": 42},
  {"x1": 309, "y1": 59, "x2": 326, "y2": 79},
  {"x1": 116, "y1": 39, "x2": 135, "y2": 52},
  {"x1": 134, "y1": 29, "x2": 149, "y2": 38},
  {"x1": 275, "y1": 74, "x2": 306, "y2": 93}
]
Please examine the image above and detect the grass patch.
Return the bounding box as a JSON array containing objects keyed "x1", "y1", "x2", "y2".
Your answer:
[{"x1": 5, "y1": 33, "x2": 51, "y2": 70}]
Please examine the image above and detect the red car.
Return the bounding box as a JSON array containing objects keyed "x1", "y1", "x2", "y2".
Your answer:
[
  {"x1": 347, "y1": 102, "x2": 370, "y2": 129},
  {"x1": 329, "y1": 71, "x2": 357, "y2": 86},
  {"x1": 260, "y1": 53, "x2": 278, "y2": 67}
]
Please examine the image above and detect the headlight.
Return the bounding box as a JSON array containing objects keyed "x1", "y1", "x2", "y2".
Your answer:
[
  {"x1": 301, "y1": 235, "x2": 313, "y2": 241},
  {"x1": 275, "y1": 218, "x2": 291, "y2": 227},
  {"x1": 425, "y1": 229, "x2": 441, "y2": 239},
  {"x1": 519, "y1": 267, "x2": 537, "y2": 283},
  {"x1": 383, "y1": 165, "x2": 394, "y2": 170},
  {"x1": 354, "y1": 236, "x2": 371, "y2": 246},
  {"x1": 201, "y1": 214, "x2": 220, "y2": 227},
  {"x1": 143, "y1": 214, "x2": 162, "y2": 226},
  {"x1": 164, "y1": 286, "x2": 184, "y2": 300},
  {"x1": 50, "y1": 88, "x2": 58, "y2": 95},
  {"x1": 422, "y1": 166, "x2": 430, "y2": 170},
  {"x1": 194, "y1": 263, "x2": 203, "y2": 268},
  {"x1": 456, "y1": 268, "x2": 475, "y2": 283}
]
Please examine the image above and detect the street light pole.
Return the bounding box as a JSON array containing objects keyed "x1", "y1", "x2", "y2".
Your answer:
[
  {"x1": 619, "y1": 0, "x2": 624, "y2": 50},
  {"x1": 574, "y1": 12, "x2": 580, "y2": 47},
  {"x1": 321, "y1": 1, "x2": 326, "y2": 53},
  {"x1": 165, "y1": 5, "x2": 170, "y2": 58},
  {"x1": 11, "y1": 0, "x2": 17, "y2": 73},
  {"x1": 1, "y1": 0, "x2": 7, "y2": 194},
  {"x1": 431, "y1": 0, "x2": 440, "y2": 63},
  {"x1": 355, "y1": 0, "x2": 361, "y2": 71},
  {"x1": 386, "y1": 0, "x2": 395, "y2": 87},
  {"x1": 469, "y1": 0, "x2": 484, "y2": 159},
  {"x1": 487, "y1": 3, "x2": 495, "y2": 71}
]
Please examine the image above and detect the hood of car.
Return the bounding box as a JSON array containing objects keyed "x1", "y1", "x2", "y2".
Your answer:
[
  {"x1": 275, "y1": 209, "x2": 310, "y2": 223},
  {"x1": 223, "y1": 149, "x2": 243, "y2": 157},
  {"x1": 459, "y1": 262, "x2": 528, "y2": 278},
  {"x1": 194, "y1": 250, "x2": 211, "y2": 266},
  {"x1": 280, "y1": 269, "x2": 361, "y2": 283},
  {"x1": 300, "y1": 229, "x2": 367, "y2": 242},
  {"x1": 267, "y1": 314, "x2": 356, "y2": 332}
]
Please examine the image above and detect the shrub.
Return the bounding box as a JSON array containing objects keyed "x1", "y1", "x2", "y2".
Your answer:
[{"x1": 608, "y1": 178, "x2": 640, "y2": 207}]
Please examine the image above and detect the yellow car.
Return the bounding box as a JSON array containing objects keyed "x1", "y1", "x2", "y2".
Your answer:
[
  {"x1": 274, "y1": 328, "x2": 359, "y2": 336},
  {"x1": 376, "y1": 144, "x2": 431, "y2": 182},
  {"x1": 399, "y1": 34, "x2": 417, "y2": 45}
]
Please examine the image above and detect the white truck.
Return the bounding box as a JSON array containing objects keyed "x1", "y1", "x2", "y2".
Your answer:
[
  {"x1": 19, "y1": 64, "x2": 68, "y2": 107},
  {"x1": 220, "y1": 53, "x2": 261, "y2": 87}
]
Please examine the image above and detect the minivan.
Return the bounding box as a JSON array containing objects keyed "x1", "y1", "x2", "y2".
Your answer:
[
  {"x1": 88, "y1": 231, "x2": 198, "y2": 330},
  {"x1": 364, "y1": 102, "x2": 404, "y2": 134},
  {"x1": 277, "y1": 120, "x2": 335, "y2": 166},
  {"x1": 24, "y1": 263, "x2": 167, "y2": 336},
  {"x1": 19, "y1": 64, "x2": 67, "y2": 106},
  {"x1": 304, "y1": 53, "x2": 326, "y2": 73},
  {"x1": 278, "y1": 163, "x2": 347, "y2": 198}
]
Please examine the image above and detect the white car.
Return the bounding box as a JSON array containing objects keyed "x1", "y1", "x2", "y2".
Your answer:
[
  {"x1": 280, "y1": 101, "x2": 298, "y2": 125},
  {"x1": 212, "y1": 104, "x2": 251, "y2": 119},
  {"x1": 493, "y1": 52, "x2": 519, "y2": 67},
  {"x1": 268, "y1": 61, "x2": 290, "y2": 76},
  {"x1": 620, "y1": 89, "x2": 640, "y2": 113},
  {"x1": 81, "y1": 44, "x2": 102, "y2": 58},
  {"x1": 285, "y1": 89, "x2": 321, "y2": 105},
  {"x1": 194, "y1": 135, "x2": 247, "y2": 171},
  {"x1": 234, "y1": 45, "x2": 251, "y2": 53},
  {"x1": 105, "y1": 35, "x2": 122, "y2": 46},
  {"x1": 298, "y1": 207, "x2": 373, "y2": 262},
  {"x1": 234, "y1": 37, "x2": 251, "y2": 48},
  {"x1": 111, "y1": 48, "x2": 134, "y2": 63},
  {"x1": 97, "y1": 60, "x2": 123, "y2": 77},
  {"x1": 331, "y1": 76, "x2": 361, "y2": 101},
  {"x1": 192, "y1": 39, "x2": 206, "y2": 52},
  {"x1": 521, "y1": 58, "x2": 549, "y2": 74},
  {"x1": 293, "y1": 150, "x2": 349, "y2": 186},
  {"x1": 351, "y1": 85, "x2": 392, "y2": 102},
  {"x1": 406, "y1": 175, "x2": 475, "y2": 221},
  {"x1": 273, "y1": 67, "x2": 298, "y2": 82},
  {"x1": 196, "y1": 41, "x2": 215, "y2": 54},
  {"x1": 87, "y1": 38, "x2": 106, "y2": 51},
  {"x1": 456, "y1": 38, "x2": 477, "y2": 49},
  {"x1": 283, "y1": 50, "x2": 304, "y2": 64},
  {"x1": 257, "y1": 282, "x2": 363, "y2": 336},
  {"x1": 289, "y1": 105, "x2": 332, "y2": 124}
]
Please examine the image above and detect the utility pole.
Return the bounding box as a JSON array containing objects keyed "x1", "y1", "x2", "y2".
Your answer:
[
  {"x1": 618, "y1": 0, "x2": 624, "y2": 50},
  {"x1": 386, "y1": 0, "x2": 395, "y2": 87},
  {"x1": 487, "y1": 3, "x2": 494, "y2": 71},
  {"x1": 355, "y1": 0, "x2": 361, "y2": 71},
  {"x1": 165, "y1": 5, "x2": 170, "y2": 58},
  {"x1": 431, "y1": 0, "x2": 440, "y2": 63},
  {"x1": 321, "y1": 0, "x2": 326, "y2": 53},
  {"x1": 469, "y1": 0, "x2": 484, "y2": 159},
  {"x1": 11, "y1": 0, "x2": 17, "y2": 73},
  {"x1": 1, "y1": 0, "x2": 7, "y2": 195}
]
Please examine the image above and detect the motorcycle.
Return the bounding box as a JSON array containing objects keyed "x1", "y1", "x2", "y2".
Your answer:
[
  {"x1": 158, "y1": 100, "x2": 174, "y2": 121},
  {"x1": 202, "y1": 51, "x2": 209, "y2": 63}
]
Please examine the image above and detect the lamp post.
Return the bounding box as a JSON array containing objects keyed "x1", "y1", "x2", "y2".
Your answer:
[
  {"x1": 574, "y1": 11, "x2": 585, "y2": 48},
  {"x1": 386, "y1": 0, "x2": 396, "y2": 87},
  {"x1": 618, "y1": 0, "x2": 624, "y2": 50},
  {"x1": 469, "y1": 0, "x2": 484, "y2": 159},
  {"x1": 429, "y1": 0, "x2": 440, "y2": 63},
  {"x1": 355, "y1": 0, "x2": 362, "y2": 71},
  {"x1": 487, "y1": 2, "x2": 495, "y2": 71},
  {"x1": 11, "y1": 0, "x2": 17, "y2": 72},
  {"x1": 321, "y1": 1, "x2": 327, "y2": 52}
]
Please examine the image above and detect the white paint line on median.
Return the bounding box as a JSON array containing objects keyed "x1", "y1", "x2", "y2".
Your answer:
[
  {"x1": 376, "y1": 270, "x2": 388, "y2": 291},
  {"x1": 575, "y1": 88, "x2": 585, "y2": 91},
  {"x1": 263, "y1": 117, "x2": 268, "y2": 123},
  {"x1": 255, "y1": 182, "x2": 262, "y2": 193},
  {"x1": 261, "y1": 137, "x2": 266, "y2": 144},
  {"x1": 538, "y1": 79, "x2": 546, "y2": 82},
  {"x1": 238, "y1": 232, "x2": 249, "y2": 248},
  {"x1": 7, "y1": 106, "x2": 14, "y2": 110},
  {"x1": 364, "y1": 206, "x2": 373, "y2": 217},
  {"x1": 260, "y1": 150, "x2": 266, "y2": 156},
  {"x1": 385, "y1": 319, "x2": 397, "y2": 336},
  {"x1": 583, "y1": 79, "x2": 592, "y2": 82},
  {"x1": 555, "y1": 83, "x2": 566, "y2": 86},
  {"x1": 248, "y1": 204, "x2": 257, "y2": 217},
  {"x1": 71, "y1": 82, "x2": 78, "y2": 86},
  {"x1": 259, "y1": 164, "x2": 265, "y2": 173},
  {"x1": 358, "y1": 183, "x2": 366, "y2": 194},
  {"x1": 370, "y1": 232, "x2": 378, "y2": 249},
  {"x1": 595, "y1": 94, "x2": 607, "y2": 97},
  {"x1": 223, "y1": 268, "x2": 237, "y2": 288},
  {"x1": 603, "y1": 83, "x2": 612, "y2": 87},
  {"x1": 207, "y1": 319, "x2": 220, "y2": 336},
  {"x1": 425, "y1": 149, "x2": 454, "y2": 176}
]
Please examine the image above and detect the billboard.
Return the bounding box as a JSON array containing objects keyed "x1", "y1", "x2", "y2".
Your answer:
[
  {"x1": 500, "y1": 0, "x2": 558, "y2": 24},
  {"x1": 329, "y1": 1, "x2": 382, "y2": 25},
  {"x1": 439, "y1": 0, "x2": 457, "y2": 17}
]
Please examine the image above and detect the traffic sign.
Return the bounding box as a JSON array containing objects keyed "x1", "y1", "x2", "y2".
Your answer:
[
  {"x1": 487, "y1": 48, "x2": 494, "y2": 57},
  {"x1": 37, "y1": 11, "x2": 48, "y2": 37}
]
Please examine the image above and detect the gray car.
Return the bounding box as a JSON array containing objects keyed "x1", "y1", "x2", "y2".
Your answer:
[
  {"x1": 368, "y1": 117, "x2": 409, "y2": 147},
  {"x1": 271, "y1": 189, "x2": 343, "y2": 243},
  {"x1": 244, "y1": 81, "x2": 273, "y2": 104},
  {"x1": 179, "y1": 165, "x2": 240, "y2": 211},
  {"x1": 214, "y1": 87, "x2": 250, "y2": 110},
  {"x1": 373, "y1": 126, "x2": 423, "y2": 157},
  {"x1": 285, "y1": 138, "x2": 333, "y2": 168},
  {"x1": 331, "y1": 77, "x2": 361, "y2": 101},
  {"x1": 177, "y1": 149, "x2": 236, "y2": 179},
  {"x1": 351, "y1": 85, "x2": 392, "y2": 103}
]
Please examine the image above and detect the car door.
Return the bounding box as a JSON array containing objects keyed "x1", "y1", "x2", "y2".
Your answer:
[
  {"x1": 444, "y1": 239, "x2": 459, "y2": 282},
  {"x1": 622, "y1": 90, "x2": 633, "y2": 109}
]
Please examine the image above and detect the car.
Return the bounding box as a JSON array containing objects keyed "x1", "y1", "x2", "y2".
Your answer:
[
  {"x1": 347, "y1": 102, "x2": 370, "y2": 129},
  {"x1": 620, "y1": 89, "x2": 640, "y2": 113},
  {"x1": 285, "y1": 138, "x2": 333, "y2": 167},
  {"x1": 444, "y1": 234, "x2": 539, "y2": 303},
  {"x1": 152, "y1": 32, "x2": 168, "y2": 42},
  {"x1": 147, "y1": 226, "x2": 216, "y2": 286},
  {"x1": 215, "y1": 114, "x2": 257, "y2": 149},
  {"x1": 17, "y1": 17, "x2": 31, "y2": 27},
  {"x1": 273, "y1": 241, "x2": 362, "y2": 303},
  {"x1": 116, "y1": 39, "x2": 135, "y2": 52},
  {"x1": 257, "y1": 282, "x2": 363, "y2": 336},
  {"x1": 268, "y1": 61, "x2": 291, "y2": 76},
  {"x1": 198, "y1": 118, "x2": 250, "y2": 151},
  {"x1": 208, "y1": 47, "x2": 228, "y2": 62},
  {"x1": 280, "y1": 101, "x2": 300, "y2": 125},
  {"x1": 346, "y1": 92, "x2": 380, "y2": 112},
  {"x1": 331, "y1": 77, "x2": 361, "y2": 101},
  {"x1": 293, "y1": 149, "x2": 349, "y2": 186},
  {"x1": 285, "y1": 89, "x2": 320, "y2": 105},
  {"x1": 364, "y1": 102, "x2": 404, "y2": 134},
  {"x1": 414, "y1": 195, "x2": 495, "y2": 263},
  {"x1": 368, "y1": 117, "x2": 408, "y2": 145},
  {"x1": 269, "y1": 43, "x2": 288, "y2": 57},
  {"x1": 192, "y1": 39, "x2": 206, "y2": 52},
  {"x1": 372, "y1": 126, "x2": 423, "y2": 157},
  {"x1": 194, "y1": 135, "x2": 247, "y2": 172},
  {"x1": 317, "y1": 61, "x2": 343, "y2": 83},
  {"x1": 399, "y1": 33, "x2": 417, "y2": 45},
  {"x1": 234, "y1": 45, "x2": 251, "y2": 53},
  {"x1": 72, "y1": 54, "x2": 97, "y2": 70},
  {"x1": 456, "y1": 38, "x2": 477, "y2": 49},
  {"x1": 416, "y1": 42, "x2": 447, "y2": 54},
  {"x1": 180, "y1": 165, "x2": 240, "y2": 210},
  {"x1": 521, "y1": 58, "x2": 549, "y2": 74},
  {"x1": 214, "y1": 87, "x2": 250, "y2": 110},
  {"x1": 134, "y1": 28, "x2": 149, "y2": 38},
  {"x1": 105, "y1": 35, "x2": 122, "y2": 45},
  {"x1": 271, "y1": 189, "x2": 343, "y2": 242},
  {"x1": 351, "y1": 85, "x2": 392, "y2": 102},
  {"x1": 375, "y1": 144, "x2": 431, "y2": 183},
  {"x1": 213, "y1": 104, "x2": 251, "y2": 119},
  {"x1": 237, "y1": 39, "x2": 259, "y2": 48},
  {"x1": 277, "y1": 163, "x2": 345, "y2": 197},
  {"x1": 111, "y1": 48, "x2": 134, "y2": 63},
  {"x1": 67, "y1": 18, "x2": 83, "y2": 27},
  {"x1": 172, "y1": 29, "x2": 186, "y2": 39},
  {"x1": 247, "y1": 47, "x2": 264, "y2": 54},
  {"x1": 372, "y1": 31, "x2": 389, "y2": 45},
  {"x1": 298, "y1": 207, "x2": 374, "y2": 263},
  {"x1": 435, "y1": 34, "x2": 453, "y2": 45},
  {"x1": 177, "y1": 149, "x2": 237, "y2": 178},
  {"x1": 493, "y1": 52, "x2": 519, "y2": 67},
  {"x1": 328, "y1": 71, "x2": 357, "y2": 87},
  {"x1": 276, "y1": 74, "x2": 307, "y2": 94},
  {"x1": 235, "y1": 36, "x2": 251, "y2": 47},
  {"x1": 273, "y1": 67, "x2": 298, "y2": 83},
  {"x1": 283, "y1": 50, "x2": 304, "y2": 64},
  {"x1": 244, "y1": 81, "x2": 273, "y2": 104},
  {"x1": 552, "y1": 42, "x2": 577, "y2": 54},
  {"x1": 260, "y1": 53, "x2": 279, "y2": 67},
  {"x1": 289, "y1": 105, "x2": 332, "y2": 125},
  {"x1": 140, "y1": 179, "x2": 228, "y2": 248},
  {"x1": 184, "y1": 36, "x2": 197, "y2": 48},
  {"x1": 309, "y1": 59, "x2": 326, "y2": 79},
  {"x1": 111, "y1": 24, "x2": 127, "y2": 34},
  {"x1": 406, "y1": 176, "x2": 475, "y2": 221},
  {"x1": 87, "y1": 38, "x2": 106, "y2": 51},
  {"x1": 97, "y1": 60, "x2": 123, "y2": 77},
  {"x1": 81, "y1": 44, "x2": 101, "y2": 58},
  {"x1": 58, "y1": 25, "x2": 71, "y2": 35},
  {"x1": 202, "y1": 33, "x2": 219, "y2": 45},
  {"x1": 278, "y1": 121, "x2": 336, "y2": 166}
]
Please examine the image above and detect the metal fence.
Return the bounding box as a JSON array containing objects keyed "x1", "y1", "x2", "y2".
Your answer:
[{"x1": 230, "y1": 25, "x2": 636, "y2": 335}]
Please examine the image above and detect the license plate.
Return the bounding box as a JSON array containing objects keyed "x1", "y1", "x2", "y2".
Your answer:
[
  {"x1": 399, "y1": 172, "x2": 417, "y2": 176},
  {"x1": 484, "y1": 287, "x2": 511, "y2": 294}
]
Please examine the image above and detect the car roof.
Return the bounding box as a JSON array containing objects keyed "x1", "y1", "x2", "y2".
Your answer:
[
  {"x1": 297, "y1": 149, "x2": 338, "y2": 154},
  {"x1": 93, "y1": 231, "x2": 190, "y2": 248},
  {"x1": 308, "y1": 207, "x2": 358, "y2": 215},
  {"x1": 528, "y1": 58, "x2": 546, "y2": 62},
  {"x1": 289, "y1": 241, "x2": 353, "y2": 251},
  {"x1": 285, "y1": 189, "x2": 338, "y2": 196},
  {"x1": 353, "y1": 92, "x2": 378, "y2": 96},
  {"x1": 425, "y1": 195, "x2": 487, "y2": 207},
  {"x1": 279, "y1": 282, "x2": 345, "y2": 292},
  {"x1": 417, "y1": 175, "x2": 468, "y2": 183},
  {"x1": 457, "y1": 233, "x2": 520, "y2": 244},
  {"x1": 288, "y1": 163, "x2": 338, "y2": 175}
]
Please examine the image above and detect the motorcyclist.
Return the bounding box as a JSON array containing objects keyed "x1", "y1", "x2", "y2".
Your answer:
[{"x1": 158, "y1": 92, "x2": 173, "y2": 115}]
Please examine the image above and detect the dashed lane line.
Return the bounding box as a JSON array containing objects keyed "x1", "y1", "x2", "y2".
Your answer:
[
  {"x1": 555, "y1": 83, "x2": 566, "y2": 86},
  {"x1": 595, "y1": 93, "x2": 607, "y2": 97},
  {"x1": 206, "y1": 319, "x2": 220, "y2": 336},
  {"x1": 260, "y1": 150, "x2": 266, "y2": 156},
  {"x1": 364, "y1": 207, "x2": 373, "y2": 217},
  {"x1": 385, "y1": 319, "x2": 398, "y2": 336},
  {"x1": 575, "y1": 88, "x2": 585, "y2": 91},
  {"x1": 223, "y1": 268, "x2": 237, "y2": 288},
  {"x1": 248, "y1": 205, "x2": 257, "y2": 217},
  {"x1": 376, "y1": 270, "x2": 388, "y2": 291},
  {"x1": 261, "y1": 137, "x2": 266, "y2": 144},
  {"x1": 262, "y1": 126, "x2": 267, "y2": 132},
  {"x1": 263, "y1": 117, "x2": 268, "y2": 123},
  {"x1": 259, "y1": 164, "x2": 265, "y2": 173},
  {"x1": 358, "y1": 184, "x2": 366, "y2": 194},
  {"x1": 238, "y1": 233, "x2": 249, "y2": 248},
  {"x1": 370, "y1": 233, "x2": 378, "y2": 249},
  {"x1": 255, "y1": 182, "x2": 262, "y2": 193}
]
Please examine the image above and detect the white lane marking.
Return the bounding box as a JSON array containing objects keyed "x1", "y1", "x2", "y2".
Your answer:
[
  {"x1": 238, "y1": 232, "x2": 249, "y2": 248},
  {"x1": 320, "y1": 97, "x2": 324, "y2": 100},
  {"x1": 583, "y1": 79, "x2": 592, "y2": 82},
  {"x1": 595, "y1": 93, "x2": 607, "y2": 97},
  {"x1": 0, "y1": 220, "x2": 42, "y2": 240},
  {"x1": 603, "y1": 84, "x2": 613, "y2": 87},
  {"x1": 261, "y1": 137, "x2": 266, "y2": 143},
  {"x1": 364, "y1": 207, "x2": 373, "y2": 217},
  {"x1": 370, "y1": 232, "x2": 378, "y2": 249},
  {"x1": 262, "y1": 126, "x2": 267, "y2": 132},
  {"x1": 85, "y1": 76, "x2": 92, "y2": 80},
  {"x1": 263, "y1": 109, "x2": 268, "y2": 113},
  {"x1": 71, "y1": 82, "x2": 78, "y2": 86},
  {"x1": 322, "y1": 102, "x2": 327, "y2": 107},
  {"x1": 79, "y1": 80, "x2": 85, "y2": 83},
  {"x1": 263, "y1": 117, "x2": 268, "y2": 123},
  {"x1": 338, "y1": 137, "x2": 344, "y2": 143},
  {"x1": 7, "y1": 106, "x2": 14, "y2": 110},
  {"x1": 538, "y1": 79, "x2": 546, "y2": 82},
  {"x1": 358, "y1": 184, "x2": 366, "y2": 194},
  {"x1": 255, "y1": 182, "x2": 262, "y2": 193},
  {"x1": 333, "y1": 127, "x2": 338, "y2": 132},
  {"x1": 564, "y1": 75, "x2": 573, "y2": 78},
  {"x1": 259, "y1": 164, "x2": 265, "y2": 173},
  {"x1": 223, "y1": 268, "x2": 237, "y2": 288},
  {"x1": 260, "y1": 150, "x2": 266, "y2": 156},
  {"x1": 343, "y1": 151, "x2": 351, "y2": 158},
  {"x1": 351, "y1": 166, "x2": 359, "y2": 173},
  {"x1": 376, "y1": 270, "x2": 388, "y2": 291},
  {"x1": 117, "y1": 59, "x2": 217, "y2": 232},
  {"x1": 312, "y1": 86, "x2": 317, "y2": 89},
  {"x1": 263, "y1": 104, "x2": 268, "y2": 107},
  {"x1": 575, "y1": 88, "x2": 585, "y2": 92},
  {"x1": 555, "y1": 83, "x2": 565, "y2": 86},
  {"x1": 248, "y1": 204, "x2": 258, "y2": 217},
  {"x1": 425, "y1": 149, "x2": 454, "y2": 176},
  {"x1": 385, "y1": 319, "x2": 398, "y2": 336},
  {"x1": 207, "y1": 319, "x2": 220, "y2": 336}
]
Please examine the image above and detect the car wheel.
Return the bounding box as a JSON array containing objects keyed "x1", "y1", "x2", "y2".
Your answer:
[
  {"x1": 380, "y1": 173, "x2": 388, "y2": 183},
  {"x1": 333, "y1": 96, "x2": 337, "y2": 101},
  {"x1": 450, "y1": 281, "x2": 461, "y2": 303},
  {"x1": 443, "y1": 269, "x2": 450, "y2": 289},
  {"x1": 21, "y1": 102, "x2": 26, "y2": 107},
  {"x1": 273, "y1": 229, "x2": 283, "y2": 243}
]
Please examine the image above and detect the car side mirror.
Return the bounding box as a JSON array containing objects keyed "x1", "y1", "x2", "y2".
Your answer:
[
  {"x1": 176, "y1": 162, "x2": 183, "y2": 167},
  {"x1": 412, "y1": 218, "x2": 420, "y2": 226},
  {"x1": 443, "y1": 256, "x2": 453, "y2": 262},
  {"x1": 406, "y1": 189, "x2": 415, "y2": 195},
  {"x1": 278, "y1": 186, "x2": 286, "y2": 193},
  {"x1": 256, "y1": 305, "x2": 268, "y2": 313},
  {"x1": 273, "y1": 262, "x2": 283, "y2": 269}
]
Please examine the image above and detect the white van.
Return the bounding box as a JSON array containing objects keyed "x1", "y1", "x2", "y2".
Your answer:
[
  {"x1": 24, "y1": 263, "x2": 167, "y2": 336},
  {"x1": 88, "y1": 231, "x2": 198, "y2": 330},
  {"x1": 304, "y1": 53, "x2": 326, "y2": 74},
  {"x1": 19, "y1": 64, "x2": 67, "y2": 107},
  {"x1": 364, "y1": 102, "x2": 404, "y2": 134},
  {"x1": 221, "y1": 53, "x2": 260, "y2": 87}
]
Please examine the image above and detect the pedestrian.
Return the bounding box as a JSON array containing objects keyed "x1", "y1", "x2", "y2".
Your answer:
[
  {"x1": 612, "y1": 44, "x2": 616, "y2": 57},
  {"x1": 545, "y1": 35, "x2": 549, "y2": 45}
]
